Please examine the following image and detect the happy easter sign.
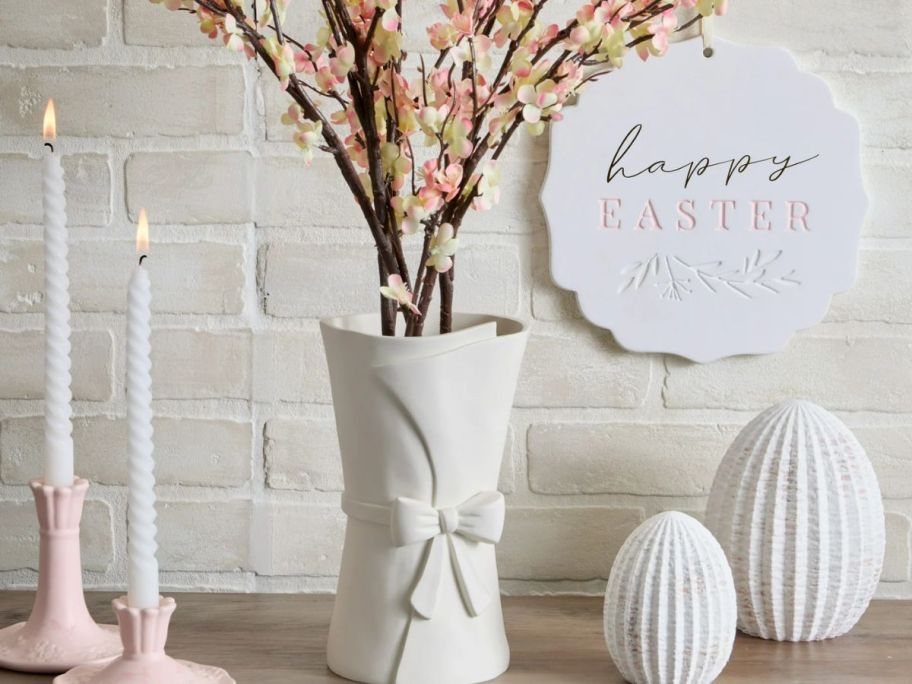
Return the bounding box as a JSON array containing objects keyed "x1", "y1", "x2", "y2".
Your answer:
[{"x1": 541, "y1": 39, "x2": 866, "y2": 362}]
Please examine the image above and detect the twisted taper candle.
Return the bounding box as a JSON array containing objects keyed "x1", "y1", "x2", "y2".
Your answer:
[
  {"x1": 126, "y1": 261, "x2": 159, "y2": 609},
  {"x1": 42, "y1": 146, "x2": 74, "y2": 488}
]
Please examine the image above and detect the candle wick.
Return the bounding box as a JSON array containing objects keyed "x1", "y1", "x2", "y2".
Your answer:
[
  {"x1": 44, "y1": 142, "x2": 55, "y2": 152},
  {"x1": 138, "y1": 254, "x2": 148, "y2": 266}
]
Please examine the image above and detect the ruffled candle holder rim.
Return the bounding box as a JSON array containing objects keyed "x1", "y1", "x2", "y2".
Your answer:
[{"x1": 30, "y1": 477, "x2": 89, "y2": 493}]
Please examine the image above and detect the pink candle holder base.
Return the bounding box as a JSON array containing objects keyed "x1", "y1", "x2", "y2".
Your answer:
[
  {"x1": 0, "y1": 622, "x2": 120, "y2": 675},
  {"x1": 0, "y1": 479, "x2": 122, "y2": 673},
  {"x1": 55, "y1": 597, "x2": 234, "y2": 684}
]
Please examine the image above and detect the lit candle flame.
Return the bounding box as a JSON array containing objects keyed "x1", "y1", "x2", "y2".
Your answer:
[
  {"x1": 136, "y1": 209, "x2": 150, "y2": 254},
  {"x1": 43, "y1": 99, "x2": 57, "y2": 140}
]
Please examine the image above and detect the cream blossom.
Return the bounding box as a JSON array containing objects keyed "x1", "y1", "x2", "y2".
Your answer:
[
  {"x1": 265, "y1": 36, "x2": 295, "y2": 89},
  {"x1": 281, "y1": 105, "x2": 322, "y2": 164},
  {"x1": 636, "y1": 8, "x2": 678, "y2": 60},
  {"x1": 393, "y1": 194, "x2": 435, "y2": 235},
  {"x1": 381, "y1": 142, "x2": 412, "y2": 192},
  {"x1": 494, "y1": 1, "x2": 535, "y2": 47},
  {"x1": 517, "y1": 80, "x2": 562, "y2": 135},
  {"x1": 472, "y1": 161, "x2": 502, "y2": 212},
  {"x1": 426, "y1": 223, "x2": 459, "y2": 273}
]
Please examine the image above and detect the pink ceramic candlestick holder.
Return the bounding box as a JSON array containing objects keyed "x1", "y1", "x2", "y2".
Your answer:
[
  {"x1": 0, "y1": 478, "x2": 122, "y2": 673},
  {"x1": 55, "y1": 596, "x2": 234, "y2": 683}
]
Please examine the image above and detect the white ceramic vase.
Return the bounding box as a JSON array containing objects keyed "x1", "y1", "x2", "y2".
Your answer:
[
  {"x1": 705, "y1": 400, "x2": 885, "y2": 641},
  {"x1": 604, "y1": 512, "x2": 737, "y2": 684},
  {"x1": 321, "y1": 313, "x2": 528, "y2": 684}
]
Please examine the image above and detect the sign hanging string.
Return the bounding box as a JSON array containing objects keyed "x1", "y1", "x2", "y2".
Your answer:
[{"x1": 701, "y1": 14, "x2": 715, "y2": 58}]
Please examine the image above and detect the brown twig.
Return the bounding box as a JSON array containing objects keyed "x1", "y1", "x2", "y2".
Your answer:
[{"x1": 439, "y1": 265, "x2": 454, "y2": 334}]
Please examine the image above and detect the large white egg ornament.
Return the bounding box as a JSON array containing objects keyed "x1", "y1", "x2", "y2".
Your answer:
[{"x1": 706, "y1": 400, "x2": 885, "y2": 641}]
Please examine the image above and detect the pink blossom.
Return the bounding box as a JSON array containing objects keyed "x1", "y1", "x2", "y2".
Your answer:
[
  {"x1": 379, "y1": 274, "x2": 420, "y2": 315},
  {"x1": 381, "y1": 7, "x2": 400, "y2": 32},
  {"x1": 330, "y1": 43, "x2": 356, "y2": 79},
  {"x1": 494, "y1": 0, "x2": 535, "y2": 47}
]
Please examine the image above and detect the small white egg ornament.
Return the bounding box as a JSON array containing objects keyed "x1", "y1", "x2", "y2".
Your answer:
[{"x1": 604, "y1": 512, "x2": 737, "y2": 684}]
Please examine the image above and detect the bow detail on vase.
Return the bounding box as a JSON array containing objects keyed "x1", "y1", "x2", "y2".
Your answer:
[{"x1": 391, "y1": 491, "x2": 505, "y2": 620}]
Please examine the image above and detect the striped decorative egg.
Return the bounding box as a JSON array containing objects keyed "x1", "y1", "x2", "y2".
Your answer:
[
  {"x1": 604, "y1": 512, "x2": 737, "y2": 684},
  {"x1": 705, "y1": 400, "x2": 885, "y2": 641}
]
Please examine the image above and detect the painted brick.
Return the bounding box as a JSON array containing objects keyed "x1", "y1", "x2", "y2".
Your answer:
[
  {"x1": 0, "y1": 154, "x2": 110, "y2": 227},
  {"x1": 531, "y1": 246, "x2": 581, "y2": 322},
  {"x1": 459, "y1": 154, "x2": 548, "y2": 235},
  {"x1": 124, "y1": 1, "x2": 219, "y2": 47},
  {"x1": 261, "y1": 242, "x2": 520, "y2": 318},
  {"x1": 267, "y1": 3, "x2": 326, "y2": 46},
  {"x1": 255, "y1": 157, "x2": 364, "y2": 227},
  {"x1": 828, "y1": 251, "x2": 912, "y2": 324},
  {"x1": 0, "y1": 0, "x2": 108, "y2": 49},
  {"x1": 0, "y1": 499, "x2": 112, "y2": 572},
  {"x1": 157, "y1": 501, "x2": 251, "y2": 571},
  {"x1": 262, "y1": 76, "x2": 299, "y2": 143},
  {"x1": 498, "y1": 506, "x2": 644, "y2": 580},
  {"x1": 252, "y1": 330, "x2": 330, "y2": 404},
  {"x1": 863, "y1": 162, "x2": 912, "y2": 238},
  {"x1": 0, "y1": 416, "x2": 251, "y2": 487},
  {"x1": 260, "y1": 242, "x2": 376, "y2": 318},
  {"x1": 0, "y1": 240, "x2": 245, "y2": 315},
  {"x1": 528, "y1": 423, "x2": 738, "y2": 496},
  {"x1": 0, "y1": 240, "x2": 42, "y2": 313},
  {"x1": 258, "y1": 146, "x2": 544, "y2": 235},
  {"x1": 854, "y1": 427, "x2": 912, "y2": 500},
  {"x1": 718, "y1": 1, "x2": 912, "y2": 57},
  {"x1": 883, "y1": 513, "x2": 911, "y2": 582},
  {"x1": 75, "y1": 240, "x2": 246, "y2": 314},
  {"x1": 824, "y1": 71, "x2": 912, "y2": 149},
  {"x1": 131, "y1": 0, "x2": 323, "y2": 49},
  {"x1": 253, "y1": 503, "x2": 345, "y2": 576},
  {"x1": 0, "y1": 330, "x2": 113, "y2": 401},
  {"x1": 0, "y1": 67, "x2": 243, "y2": 137},
  {"x1": 152, "y1": 329, "x2": 252, "y2": 400},
  {"x1": 264, "y1": 418, "x2": 515, "y2": 493},
  {"x1": 516, "y1": 330, "x2": 651, "y2": 408},
  {"x1": 664, "y1": 337, "x2": 912, "y2": 412},
  {"x1": 126, "y1": 152, "x2": 253, "y2": 224},
  {"x1": 264, "y1": 418, "x2": 343, "y2": 492}
]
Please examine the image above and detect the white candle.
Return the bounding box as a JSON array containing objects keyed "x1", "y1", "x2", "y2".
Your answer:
[
  {"x1": 126, "y1": 209, "x2": 159, "y2": 610},
  {"x1": 42, "y1": 99, "x2": 74, "y2": 488}
]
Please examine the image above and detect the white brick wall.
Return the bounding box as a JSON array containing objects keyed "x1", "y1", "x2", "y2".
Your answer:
[
  {"x1": 0, "y1": 239, "x2": 246, "y2": 314},
  {"x1": 0, "y1": 155, "x2": 110, "y2": 225},
  {"x1": 0, "y1": 2, "x2": 910, "y2": 600}
]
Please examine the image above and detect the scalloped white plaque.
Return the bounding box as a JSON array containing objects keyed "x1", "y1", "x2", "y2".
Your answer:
[{"x1": 541, "y1": 39, "x2": 866, "y2": 362}]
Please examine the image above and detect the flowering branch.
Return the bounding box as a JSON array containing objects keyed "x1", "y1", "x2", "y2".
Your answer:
[{"x1": 153, "y1": 0, "x2": 729, "y2": 336}]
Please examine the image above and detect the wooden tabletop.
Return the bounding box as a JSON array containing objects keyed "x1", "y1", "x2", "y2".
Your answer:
[{"x1": 0, "y1": 593, "x2": 909, "y2": 683}]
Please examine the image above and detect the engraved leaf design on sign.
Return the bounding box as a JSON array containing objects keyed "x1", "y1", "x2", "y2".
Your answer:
[{"x1": 620, "y1": 250, "x2": 801, "y2": 301}]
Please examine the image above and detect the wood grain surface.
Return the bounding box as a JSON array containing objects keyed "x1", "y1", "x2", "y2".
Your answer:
[{"x1": 0, "y1": 593, "x2": 908, "y2": 683}]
